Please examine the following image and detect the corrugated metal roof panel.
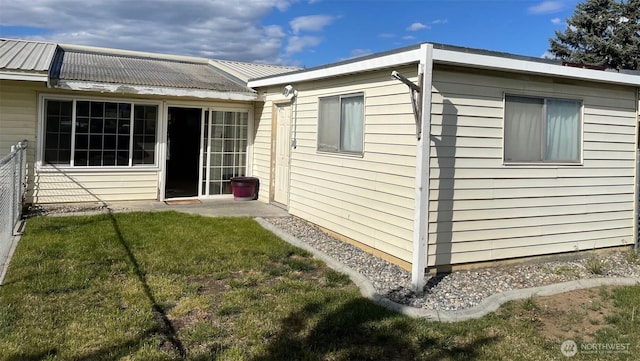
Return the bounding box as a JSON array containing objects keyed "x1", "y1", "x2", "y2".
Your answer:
[
  {"x1": 0, "y1": 39, "x2": 57, "y2": 72},
  {"x1": 53, "y1": 49, "x2": 254, "y2": 94},
  {"x1": 210, "y1": 59, "x2": 300, "y2": 82}
]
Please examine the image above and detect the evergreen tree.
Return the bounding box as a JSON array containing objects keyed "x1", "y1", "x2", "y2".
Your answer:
[
  {"x1": 614, "y1": 0, "x2": 639, "y2": 69},
  {"x1": 549, "y1": 0, "x2": 639, "y2": 70}
]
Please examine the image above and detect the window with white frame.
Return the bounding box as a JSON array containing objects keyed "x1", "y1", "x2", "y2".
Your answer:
[
  {"x1": 504, "y1": 95, "x2": 582, "y2": 163},
  {"x1": 43, "y1": 99, "x2": 158, "y2": 167},
  {"x1": 318, "y1": 93, "x2": 364, "y2": 154}
]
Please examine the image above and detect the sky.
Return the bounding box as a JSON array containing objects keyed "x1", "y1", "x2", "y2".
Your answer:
[{"x1": 0, "y1": 0, "x2": 581, "y2": 68}]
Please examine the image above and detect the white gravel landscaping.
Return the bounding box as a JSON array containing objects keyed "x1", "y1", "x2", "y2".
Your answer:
[{"x1": 265, "y1": 216, "x2": 640, "y2": 312}]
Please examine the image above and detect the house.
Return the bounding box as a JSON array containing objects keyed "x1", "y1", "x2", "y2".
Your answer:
[
  {"x1": 0, "y1": 38, "x2": 297, "y2": 204},
  {"x1": 246, "y1": 43, "x2": 640, "y2": 289},
  {"x1": 2, "y1": 39, "x2": 639, "y2": 290}
]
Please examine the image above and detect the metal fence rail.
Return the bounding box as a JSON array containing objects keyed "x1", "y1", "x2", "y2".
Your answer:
[{"x1": 0, "y1": 140, "x2": 28, "y2": 276}]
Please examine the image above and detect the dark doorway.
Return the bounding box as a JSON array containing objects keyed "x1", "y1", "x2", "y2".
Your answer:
[{"x1": 165, "y1": 107, "x2": 201, "y2": 198}]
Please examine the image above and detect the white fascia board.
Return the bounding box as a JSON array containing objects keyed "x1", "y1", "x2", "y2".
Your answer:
[
  {"x1": 248, "y1": 48, "x2": 421, "y2": 88},
  {"x1": 432, "y1": 48, "x2": 640, "y2": 87},
  {"x1": 0, "y1": 71, "x2": 48, "y2": 82},
  {"x1": 52, "y1": 81, "x2": 258, "y2": 101}
]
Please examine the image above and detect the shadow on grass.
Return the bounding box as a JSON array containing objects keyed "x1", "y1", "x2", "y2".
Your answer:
[
  {"x1": 252, "y1": 297, "x2": 500, "y2": 361},
  {"x1": 106, "y1": 209, "x2": 186, "y2": 358},
  {"x1": 5, "y1": 328, "x2": 164, "y2": 361},
  {"x1": 26, "y1": 165, "x2": 186, "y2": 359}
]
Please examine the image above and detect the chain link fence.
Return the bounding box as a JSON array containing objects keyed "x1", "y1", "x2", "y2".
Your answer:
[{"x1": 0, "y1": 140, "x2": 28, "y2": 280}]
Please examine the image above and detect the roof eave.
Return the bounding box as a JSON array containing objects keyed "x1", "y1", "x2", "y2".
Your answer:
[
  {"x1": 432, "y1": 48, "x2": 640, "y2": 87},
  {"x1": 51, "y1": 80, "x2": 258, "y2": 101},
  {"x1": 248, "y1": 42, "x2": 639, "y2": 89},
  {"x1": 247, "y1": 46, "x2": 422, "y2": 88},
  {"x1": 0, "y1": 70, "x2": 48, "y2": 82}
]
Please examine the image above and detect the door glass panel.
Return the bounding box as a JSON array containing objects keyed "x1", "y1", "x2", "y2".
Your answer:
[{"x1": 201, "y1": 110, "x2": 249, "y2": 195}]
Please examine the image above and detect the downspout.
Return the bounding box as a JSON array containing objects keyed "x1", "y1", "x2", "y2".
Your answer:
[{"x1": 411, "y1": 43, "x2": 434, "y2": 293}]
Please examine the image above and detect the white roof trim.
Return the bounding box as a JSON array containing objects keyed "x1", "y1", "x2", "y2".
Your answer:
[
  {"x1": 247, "y1": 47, "x2": 421, "y2": 87},
  {"x1": 0, "y1": 71, "x2": 48, "y2": 82},
  {"x1": 52, "y1": 80, "x2": 258, "y2": 101},
  {"x1": 248, "y1": 42, "x2": 640, "y2": 88},
  {"x1": 432, "y1": 48, "x2": 640, "y2": 87}
]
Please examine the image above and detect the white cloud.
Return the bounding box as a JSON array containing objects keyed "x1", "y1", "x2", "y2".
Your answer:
[
  {"x1": 0, "y1": 0, "x2": 300, "y2": 64},
  {"x1": 339, "y1": 48, "x2": 373, "y2": 61},
  {"x1": 289, "y1": 15, "x2": 334, "y2": 34},
  {"x1": 378, "y1": 33, "x2": 396, "y2": 38},
  {"x1": 528, "y1": 1, "x2": 565, "y2": 15},
  {"x1": 541, "y1": 51, "x2": 557, "y2": 59},
  {"x1": 285, "y1": 35, "x2": 323, "y2": 55},
  {"x1": 407, "y1": 22, "x2": 428, "y2": 31},
  {"x1": 405, "y1": 19, "x2": 447, "y2": 32},
  {"x1": 551, "y1": 17, "x2": 562, "y2": 25}
]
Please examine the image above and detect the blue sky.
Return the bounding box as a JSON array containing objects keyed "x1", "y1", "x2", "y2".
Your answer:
[{"x1": 0, "y1": 0, "x2": 580, "y2": 67}]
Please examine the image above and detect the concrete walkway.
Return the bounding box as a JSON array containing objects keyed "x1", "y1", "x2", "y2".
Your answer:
[{"x1": 105, "y1": 199, "x2": 289, "y2": 218}]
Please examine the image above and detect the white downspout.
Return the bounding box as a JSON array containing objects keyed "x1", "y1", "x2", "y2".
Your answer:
[{"x1": 411, "y1": 43, "x2": 434, "y2": 293}]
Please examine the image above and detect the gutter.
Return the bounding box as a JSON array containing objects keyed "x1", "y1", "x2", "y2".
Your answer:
[
  {"x1": 411, "y1": 43, "x2": 434, "y2": 293},
  {"x1": 49, "y1": 80, "x2": 258, "y2": 101},
  {"x1": 0, "y1": 71, "x2": 48, "y2": 82}
]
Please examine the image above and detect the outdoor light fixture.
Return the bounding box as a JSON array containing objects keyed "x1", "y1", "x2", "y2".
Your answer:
[
  {"x1": 282, "y1": 84, "x2": 298, "y2": 148},
  {"x1": 282, "y1": 84, "x2": 297, "y2": 97}
]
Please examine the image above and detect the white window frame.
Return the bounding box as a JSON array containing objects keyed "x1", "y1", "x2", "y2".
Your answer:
[
  {"x1": 317, "y1": 92, "x2": 365, "y2": 155},
  {"x1": 37, "y1": 94, "x2": 162, "y2": 170},
  {"x1": 503, "y1": 93, "x2": 583, "y2": 165}
]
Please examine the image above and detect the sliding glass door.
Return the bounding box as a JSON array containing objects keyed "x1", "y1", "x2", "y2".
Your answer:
[{"x1": 199, "y1": 110, "x2": 249, "y2": 196}]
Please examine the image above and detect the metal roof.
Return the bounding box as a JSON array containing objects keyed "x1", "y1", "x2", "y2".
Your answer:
[
  {"x1": 51, "y1": 47, "x2": 254, "y2": 95},
  {"x1": 0, "y1": 39, "x2": 57, "y2": 72},
  {"x1": 209, "y1": 59, "x2": 300, "y2": 82},
  {"x1": 0, "y1": 39, "x2": 57, "y2": 81}
]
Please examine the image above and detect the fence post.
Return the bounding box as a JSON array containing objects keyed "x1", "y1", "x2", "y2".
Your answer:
[{"x1": 18, "y1": 141, "x2": 27, "y2": 219}]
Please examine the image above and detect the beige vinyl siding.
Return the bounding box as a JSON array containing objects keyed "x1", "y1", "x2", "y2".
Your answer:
[
  {"x1": 0, "y1": 80, "x2": 46, "y2": 202},
  {"x1": 32, "y1": 170, "x2": 158, "y2": 203},
  {"x1": 252, "y1": 100, "x2": 275, "y2": 202},
  {"x1": 427, "y1": 66, "x2": 637, "y2": 266},
  {"x1": 253, "y1": 66, "x2": 419, "y2": 263}
]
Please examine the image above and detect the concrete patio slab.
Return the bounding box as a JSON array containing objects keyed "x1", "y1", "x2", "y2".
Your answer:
[{"x1": 106, "y1": 199, "x2": 289, "y2": 218}]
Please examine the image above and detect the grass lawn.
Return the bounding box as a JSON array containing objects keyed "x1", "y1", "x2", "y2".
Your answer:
[{"x1": 0, "y1": 211, "x2": 638, "y2": 360}]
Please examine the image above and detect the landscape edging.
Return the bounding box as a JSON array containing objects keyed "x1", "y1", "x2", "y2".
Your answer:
[{"x1": 255, "y1": 217, "x2": 640, "y2": 322}]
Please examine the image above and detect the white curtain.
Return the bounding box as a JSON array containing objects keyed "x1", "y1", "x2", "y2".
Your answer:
[
  {"x1": 546, "y1": 99, "x2": 580, "y2": 161},
  {"x1": 504, "y1": 96, "x2": 543, "y2": 162},
  {"x1": 318, "y1": 97, "x2": 340, "y2": 152},
  {"x1": 340, "y1": 96, "x2": 364, "y2": 153}
]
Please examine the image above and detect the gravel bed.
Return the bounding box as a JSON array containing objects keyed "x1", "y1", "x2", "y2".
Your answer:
[{"x1": 265, "y1": 216, "x2": 640, "y2": 311}]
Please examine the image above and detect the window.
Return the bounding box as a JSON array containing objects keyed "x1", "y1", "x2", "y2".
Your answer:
[
  {"x1": 43, "y1": 99, "x2": 158, "y2": 167},
  {"x1": 44, "y1": 100, "x2": 73, "y2": 164},
  {"x1": 318, "y1": 93, "x2": 364, "y2": 154},
  {"x1": 504, "y1": 95, "x2": 581, "y2": 163}
]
